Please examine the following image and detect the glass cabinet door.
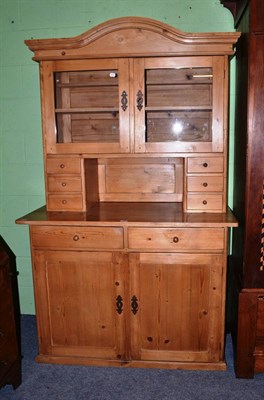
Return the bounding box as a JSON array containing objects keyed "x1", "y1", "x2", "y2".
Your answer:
[
  {"x1": 134, "y1": 57, "x2": 225, "y2": 153},
  {"x1": 41, "y1": 59, "x2": 130, "y2": 154}
]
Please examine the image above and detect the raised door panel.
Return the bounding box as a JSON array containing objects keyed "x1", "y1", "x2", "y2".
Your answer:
[
  {"x1": 32, "y1": 250, "x2": 127, "y2": 361},
  {"x1": 129, "y1": 252, "x2": 225, "y2": 364},
  {"x1": 134, "y1": 56, "x2": 226, "y2": 153},
  {"x1": 41, "y1": 59, "x2": 130, "y2": 154},
  {"x1": 98, "y1": 157, "x2": 183, "y2": 202}
]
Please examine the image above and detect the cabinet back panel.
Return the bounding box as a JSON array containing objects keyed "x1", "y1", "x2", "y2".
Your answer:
[
  {"x1": 146, "y1": 68, "x2": 212, "y2": 85},
  {"x1": 68, "y1": 70, "x2": 118, "y2": 85},
  {"x1": 146, "y1": 85, "x2": 211, "y2": 107},
  {"x1": 96, "y1": 158, "x2": 183, "y2": 202},
  {"x1": 70, "y1": 87, "x2": 118, "y2": 108},
  {"x1": 71, "y1": 113, "x2": 119, "y2": 143},
  {"x1": 55, "y1": 70, "x2": 119, "y2": 106},
  {"x1": 56, "y1": 113, "x2": 120, "y2": 144}
]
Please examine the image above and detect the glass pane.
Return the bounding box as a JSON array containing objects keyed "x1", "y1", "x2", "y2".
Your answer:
[
  {"x1": 146, "y1": 111, "x2": 211, "y2": 142},
  {"x1": 54, "y1": 70, "x2": 119, "y2": 143},
  {"x1": 145, "y1": 68, "x2": 212, "y2": 143}
]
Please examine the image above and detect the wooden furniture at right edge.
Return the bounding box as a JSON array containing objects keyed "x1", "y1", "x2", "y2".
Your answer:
[{"x1": 222, "y1": 0, "x2": 264, "y2": 378}]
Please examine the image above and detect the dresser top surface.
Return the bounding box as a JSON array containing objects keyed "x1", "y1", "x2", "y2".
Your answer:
[{"x1": 16, "y1": 203, "x2": 238, "y2": 228}]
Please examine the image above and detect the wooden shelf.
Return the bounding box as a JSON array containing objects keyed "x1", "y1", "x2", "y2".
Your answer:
[
  {"x1": 55, "y1": 108, "x2": 119, "y2": 113},
  {"x1": 145, "y1": 106, "x2": 212, "y2": 111},
  {"x1": 56, "y1": 83, "x2": 118, "y2": 88}
]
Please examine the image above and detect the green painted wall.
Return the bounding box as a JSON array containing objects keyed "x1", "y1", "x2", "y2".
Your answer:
[{"x1": 0, "y1": 0, "x2": 235, "y2": 314}]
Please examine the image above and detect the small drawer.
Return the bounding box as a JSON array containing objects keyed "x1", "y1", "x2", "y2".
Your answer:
[
  {"x1": 187, "y1": 157, "x2": 224, "y2": 173},
  {"x1": 46, "y1": 157, "x2": 81, "y2": 174},
  {"x1": 31, "y1": 226, "x2": 124, "y2": 250},
  {"x1": 47, "y1": 194, "x2": 83, "y2": 211},
  {"x1": 47, "y1": 176, "x2": 82, "y2": 192},
  {"x1": 186, "y1": 194, "x2": 223, "y2": 211},
  {"x1": 128, "y1": 227, "x2": 224, "y2": 251},
  {"x1": 187, "y1": 176, "x2": 224, "y2": 192}
]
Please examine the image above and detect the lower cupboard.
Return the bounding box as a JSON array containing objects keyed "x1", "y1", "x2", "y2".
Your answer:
[{"x1": 31, "y1": 249, "x2": 226, "y2": 370}]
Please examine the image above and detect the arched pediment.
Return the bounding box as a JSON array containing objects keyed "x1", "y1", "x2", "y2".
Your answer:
[{"x1": 25, "y1": 17, "x2": 240, "y2": 61}]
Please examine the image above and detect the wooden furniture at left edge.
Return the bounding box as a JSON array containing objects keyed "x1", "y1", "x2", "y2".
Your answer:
[
  {"x1": 0, "y1": 236, "x2": 21, "y2": 389},
  {"x1": 16, "y1": 17, "x2": 240, "y2": 371}
]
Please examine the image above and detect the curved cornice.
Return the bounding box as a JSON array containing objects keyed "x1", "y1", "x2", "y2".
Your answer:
[{"x1": 25, "y1": 17, "x2": 240, "y2": 60}]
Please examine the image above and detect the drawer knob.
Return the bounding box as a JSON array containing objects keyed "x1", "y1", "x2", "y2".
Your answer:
[
  {"x1": 62, "y1": 200, "x2": 67, "y2": 204},
  {"x1": 73, "y1": 235, "x2": 80, "y2": 241},
  {"x1": 203, "y1": 200, "x2": 208, "y2": 205},
  {"x1": 60, "y1": 163, "x2": 65, "y2": 169},
  {"x1": 61, "y1": 182, "x2": 67, "y2": 187},
  {"x1": 173, "y1": 236, "x2": 179, "y2": 243},
  {"x1": 203, "y1": 182, "x2": 208, "y2": 187},
  {"x1": 203, "y1": 162, "x2": 208, "y2": 168}
]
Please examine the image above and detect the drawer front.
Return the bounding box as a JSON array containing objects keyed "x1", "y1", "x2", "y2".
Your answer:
[
  {"x1": 47, "y1": 194, "x2": 83, "y2": 211},
  {"x1": 128, "y1": 227, "x2": 224, "y2": 251},
  {"x1": 186, "y1": 194, "x2": 223, "y2": 211},
  {"x1": 47, "y1": 176, "x2": 82, "y2": 192},
  {"x1": 187, "y1": 176, "x2": 224, "y2": 192},
  {"x1": 31, "y1": 226, "x2": 124, "y2": 249},
  {"x1": 187, "y1": 157, "x2": 224, "y2": 173},
  {"x1": 46, "y1": 157, "x2": 81, "y2": 174}
]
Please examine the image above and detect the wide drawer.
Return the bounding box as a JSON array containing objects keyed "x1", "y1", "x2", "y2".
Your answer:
[
  {"x1": 186, "y1": 194, "x2": 223, "y2": 211},
  {"x1": 187, "y1": 157, "x2": 224, "y2": 173},
  {"x1": 47, "y1": 176, "x2": 82, "y2": 192},
  {"x1": 187, "y1": 176, "x2": 224, "y2": 192},
  {"x1": 31, "y1": 226, "x2": 124, "y2": 249},
  {"x1": 128, "y1": 227, "x2": 225, "y2": 251},
  {"x1": 46, "y1": 157, "x2": 81, "y2": 174},
  {"x1": 47, "y1": 194, "x2": 83, "y2": 211}
]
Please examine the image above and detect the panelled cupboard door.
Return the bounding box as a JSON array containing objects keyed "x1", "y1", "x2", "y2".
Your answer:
[
  {"x1": 134, "y1": 56, "x2": 225, "y2": 153},
  {"x1": 41, "y1": 58, "x2": 130, "y2": 154},
  {"x1": 129, "y1": 253, "x2": 225, "y2": 363},
  {"x1": 32, "y1": 250, "x2": 127, "y2": 361}
]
